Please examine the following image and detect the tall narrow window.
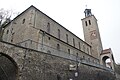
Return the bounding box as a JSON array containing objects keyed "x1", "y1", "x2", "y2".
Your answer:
[
  {"x1": 87, "y1": 48, "x2": 89, "y2": 54},
  {"x1": 57, "y1": 44, "x2": 60, "y2": 50},
  {"x1": 48, "y1": 37, "x2": 50, "y2": 40},
  {"x1": 83, "y1": 44, "x2": 85, "y2": 52},
  {"x1": 6, "y1": 30, "x2": 9, "y2": 34},
  {"x1": 85, "y1": 21, "x2": 87, "y2": 26},
  {"x1": 76, "y1": 53, "x2": 78, "y2": 61},
  {"x1": 79, "y1": 42, "x2": 81, "y2": 50},
  {"x1": 22, "y1": 19, "x2": 25, "y2": 24},
  {"x1": 73, "y1": 38, "x2": 75, "y2": 47},
  {"x1": 47, "y1": 23, "x2": 50, "y2": 33},
  {"x1": 68, "y1": 49, "x2": 70, "y2": 54},
  {"x1": 58, "y1": 29, "x2": 60, "y2": 39},
  {"x1": 89, "y1": 20, "x2": 91, "y2": 25},
  {"x1": 66, "y1": 34, "x2": 68, "y2": 43}
]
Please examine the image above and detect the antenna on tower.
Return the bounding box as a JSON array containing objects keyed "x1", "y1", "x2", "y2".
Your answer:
[{"x1": 85, "y1": 5, "x2": 87, "y2": 9}]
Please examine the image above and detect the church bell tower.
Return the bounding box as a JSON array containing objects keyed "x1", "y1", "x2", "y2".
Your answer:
[{"x1": 81, "y1": 9, "x2": 103, "y2": 59}]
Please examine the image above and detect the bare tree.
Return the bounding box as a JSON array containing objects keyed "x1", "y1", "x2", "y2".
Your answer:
[{"x1": 0, "y1": 8, "x2": 19, "y2": 40}]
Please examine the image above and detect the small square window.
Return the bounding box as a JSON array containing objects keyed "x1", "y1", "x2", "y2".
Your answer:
[{"x1": 11, "y1": 39, "x2": 13, "y2": 42}]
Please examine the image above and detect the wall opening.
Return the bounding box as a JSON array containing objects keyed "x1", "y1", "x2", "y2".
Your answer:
[
  {"x1": 0, "y1": 53, "x2": 18, "y2": 80},
  {"x1": 89, "y1": 20, "x2": 91, "y2": 25},
  {"x1": 102, "y1": 56, "x2": 112, "y2": 68},
  {"x1": 85, "y1": 21, "x2": 88, "y2": 26}
]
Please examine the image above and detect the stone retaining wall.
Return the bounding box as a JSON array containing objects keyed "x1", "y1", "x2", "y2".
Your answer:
[{"x1": 0, "y1": 41, "x2": 116, "y2": 80}]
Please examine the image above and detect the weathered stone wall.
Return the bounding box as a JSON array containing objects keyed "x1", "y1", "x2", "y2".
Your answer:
[
  {"x1": 0, "y1": 41, "x2": 116, "y2": 80},
  {"x1": 116, "y1": 73, "x2": 120, "y2": 80}
]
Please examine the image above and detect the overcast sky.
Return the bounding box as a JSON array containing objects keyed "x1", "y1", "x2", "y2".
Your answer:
[{"x1": 0, "y1": 0, "x2": 120, "y2": 63}]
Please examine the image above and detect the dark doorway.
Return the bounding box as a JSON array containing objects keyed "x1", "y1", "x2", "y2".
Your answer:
[{"x1": 0, "y1": 53, "x2": 18, "y2": 80}]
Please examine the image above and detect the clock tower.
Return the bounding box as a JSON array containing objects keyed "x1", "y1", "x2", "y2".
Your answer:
[{"x1": 81, "y1": 9, "x2": 103, "y2": 59}]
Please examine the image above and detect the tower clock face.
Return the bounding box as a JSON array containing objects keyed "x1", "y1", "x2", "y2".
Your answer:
[{"x1": 90, "y1": 30, "x2": 97, "y2": 40}]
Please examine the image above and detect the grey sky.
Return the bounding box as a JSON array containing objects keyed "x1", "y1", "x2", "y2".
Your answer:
[{"x1": 0, "y1": 0, "x2": 120, "y2": 63}]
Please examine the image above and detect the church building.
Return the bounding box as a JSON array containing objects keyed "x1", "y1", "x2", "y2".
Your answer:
[
  {"x1": 0, "y1": 5, "x2": 117, "y2": 80},
  {"x1": 2, "y1": 5, "x2": 115, "y2": 70}
]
